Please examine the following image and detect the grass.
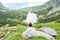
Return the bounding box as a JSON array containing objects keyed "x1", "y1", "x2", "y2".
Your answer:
[
  {"x1": 0, "y1": 22, "x2": 60, "y2": 40},
  {"x1": 31, "y1": 36, "x2": 48, "y2": 40}
]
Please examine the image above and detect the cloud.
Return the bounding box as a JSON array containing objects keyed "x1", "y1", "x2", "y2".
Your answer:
[
  {"x1": 0, "y1": 0, "x2": 50, "y2": 3},
  {"x1": 2, "y1": 2, "x2": 44, "y2": 9},
  {"x1": 0, "y1": 0, "x2": 50, "y2": 9},
  {"x1": 16, "y1": 2, "x2": 46, "y2": 9}
]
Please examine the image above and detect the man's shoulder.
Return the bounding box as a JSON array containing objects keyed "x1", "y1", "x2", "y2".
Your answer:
[{"x1": 27, "y1": 27, "x2": 35, "y2": 30}]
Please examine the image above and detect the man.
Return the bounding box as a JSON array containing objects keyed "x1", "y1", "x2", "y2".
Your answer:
[{"x1": 22, "y1": 23, "x2": 36, "y2": 40}]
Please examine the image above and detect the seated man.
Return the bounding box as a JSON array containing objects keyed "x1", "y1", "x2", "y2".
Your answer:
[
  {"x1": 22, "y1": 23, "x2": 55, "y2": 40},
  {"x1": 22, "y1": 23, "x2": 36, "y2": 40}
]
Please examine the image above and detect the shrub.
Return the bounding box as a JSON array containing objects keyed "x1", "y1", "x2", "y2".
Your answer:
[
  {"x1": 55, "y1": 20, "x2": 60, "y2": 23},
  {"x1": 0, "y1": 24, "x2": 3, "y2": 27},
  {"x1": 33, "y1": 23, "x2": 43, "y2": 28},
  {"x1": 20, "y1": 21, "x2": 28, "y2": 26},
  {"x1": 7, "y1": 18, "x2": 21, "y2": 26}
]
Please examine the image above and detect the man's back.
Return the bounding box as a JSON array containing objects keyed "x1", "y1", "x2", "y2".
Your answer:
[{"x1": 26, "y1": 27, "x2": 36, "y2": 37}]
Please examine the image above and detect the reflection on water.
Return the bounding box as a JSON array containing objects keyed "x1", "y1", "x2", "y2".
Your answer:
[{"x1": 25, "y1": 12, "x2": 37, "y2": 24}]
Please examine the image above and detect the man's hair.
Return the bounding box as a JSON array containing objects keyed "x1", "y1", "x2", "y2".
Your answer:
[{"x1": 29, "y1": 23, "x2": 32, "y2": 27}]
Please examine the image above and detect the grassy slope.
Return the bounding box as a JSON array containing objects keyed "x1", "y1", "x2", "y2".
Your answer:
[{"x1": 0, "y1": 22, "x2": 60, "y2": 40}]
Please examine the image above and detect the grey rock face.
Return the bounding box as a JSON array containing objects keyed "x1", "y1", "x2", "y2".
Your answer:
[
  {"x1": 51, "y1": 0, "x2": 60, "y2": 7},
  {"x1": 38, "y1": 27, "x2": 57, "y2": 37}
]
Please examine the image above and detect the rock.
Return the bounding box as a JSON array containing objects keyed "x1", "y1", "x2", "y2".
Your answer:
[
  {"x1": 22, "y1": 27, "x2": 36, "y2": 38},
  {"x1": 51, "y1": 0, "x2": 60, "y2": 7},
  {"x1": 36, "y1": 31, "x2": 55, "y2": 40},
  {"x1": 38, "y1": 27, "x2": 57, "y2": 37}
]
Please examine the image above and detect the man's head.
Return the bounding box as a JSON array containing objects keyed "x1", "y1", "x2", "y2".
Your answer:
[{"x1": 29, "y1": 23, "x2": 32, "y2": 27}]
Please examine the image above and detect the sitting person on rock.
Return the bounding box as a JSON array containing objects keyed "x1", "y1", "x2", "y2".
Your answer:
[
  {"x1": 22, "y1": 23, "x2": 56, "y2": 40},
  {"x1": 22, "y1": 23, "x2": 36, "y2": 40}
]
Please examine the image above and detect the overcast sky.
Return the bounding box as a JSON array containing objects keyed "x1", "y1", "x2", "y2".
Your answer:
[
  {"x1": 0, "y1": 0, "x2": 50, "y2": 3},
  {"x1": 0, "y1": 0, "x2": 50, "y2": 9}
]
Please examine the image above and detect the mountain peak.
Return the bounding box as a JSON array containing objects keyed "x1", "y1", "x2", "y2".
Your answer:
[{"x1": 0, "y1": 2, "x2": 5, "y2": 9}]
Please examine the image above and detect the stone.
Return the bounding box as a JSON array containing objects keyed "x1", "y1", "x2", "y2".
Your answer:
[{"x1": 38, "y1": 27, "x2": 57, "y2": 37}]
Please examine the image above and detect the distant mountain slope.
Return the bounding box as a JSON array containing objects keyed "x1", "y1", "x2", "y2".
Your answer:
[
  {"x1": 0, "y1": 2, "x2": 27, "y2": 26},
  {"x1": 0, "y1": 2, "x2": 6, "y2": 9},
  {"x1": 20, "y1": 1, "x2": 53, "y2": 15},
  {"x1": 20, "y1": 0, "x2": 60, "y2": 23},
  {"x1": 38, "y1": 0, "x2": 60, "y2": 23}
]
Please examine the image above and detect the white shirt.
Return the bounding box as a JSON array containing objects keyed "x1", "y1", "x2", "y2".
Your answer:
[{"x1": 26, "y1": 27, "x2": 36, "y2": 37}]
